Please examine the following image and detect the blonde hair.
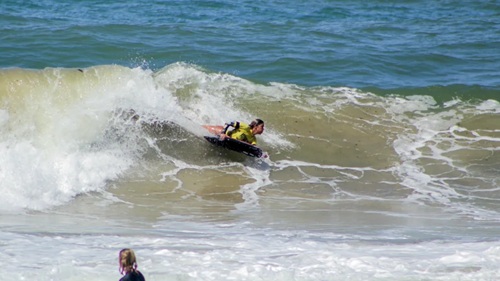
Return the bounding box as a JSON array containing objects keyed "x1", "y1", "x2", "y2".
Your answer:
[{"x1": 119, "y1": 248, "x2": 138, "y2": 275}]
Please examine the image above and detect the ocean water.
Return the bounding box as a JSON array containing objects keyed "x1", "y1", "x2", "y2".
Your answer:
[{"x1": 1, "y1": 1, "x2": 499, "y2": 280}]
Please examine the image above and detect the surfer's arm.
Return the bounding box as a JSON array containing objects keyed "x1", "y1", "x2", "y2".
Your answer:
[
  {"x1": 224, "y1": 121, "x2": 240, "y2": 133},
  {"x1": 203, "y1": 125, "x2": 225, "y2": 135}
]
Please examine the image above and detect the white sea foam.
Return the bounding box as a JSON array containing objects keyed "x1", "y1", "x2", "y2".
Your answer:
[
  {"x1": 385, "y1": 94, "x2": 500, "y2": 220},
  {"x1": 476, "y1": 99, "x2": 500, "y2": 112},
  {"x1": 0, "y1": 67, "x2": 156, "y2": 211},
  {"x1": 1, "y1": 219, "x2": 500, "y2": 281}
]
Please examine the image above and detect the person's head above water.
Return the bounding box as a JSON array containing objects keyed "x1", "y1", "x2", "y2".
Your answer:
[
  {"x1": 119, "y1": 248, "x2": 138, "y2": 275},
  {"x1": 249, "y1": 119, "x2": 264, "y2": 135}
]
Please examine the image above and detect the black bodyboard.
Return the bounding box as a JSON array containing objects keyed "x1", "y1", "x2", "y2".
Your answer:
[{"x1": 204, "y1": 136, "x2": 263, "y2": 158}]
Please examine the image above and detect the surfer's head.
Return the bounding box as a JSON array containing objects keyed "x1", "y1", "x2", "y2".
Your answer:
[{"x1": 250, "y1": 119, "x2": 265, "y2": 135}]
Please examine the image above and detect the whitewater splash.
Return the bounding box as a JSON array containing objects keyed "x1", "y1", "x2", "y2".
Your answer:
[{"x1": 0, "y1": 64, "x2": 285, "y2": 211}]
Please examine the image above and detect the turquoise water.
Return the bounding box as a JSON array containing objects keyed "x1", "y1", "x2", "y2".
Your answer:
[
  {"x1": 2, "y1": 0, "x2": 500, "y2": 91},
  {"x1": 1, "y1": 1, "x2": 500, "y2": 280}
]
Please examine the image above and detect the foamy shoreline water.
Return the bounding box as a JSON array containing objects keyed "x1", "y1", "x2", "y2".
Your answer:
[{"x1": 3, "y1": 208, "x2": 500, "y2": 281}]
